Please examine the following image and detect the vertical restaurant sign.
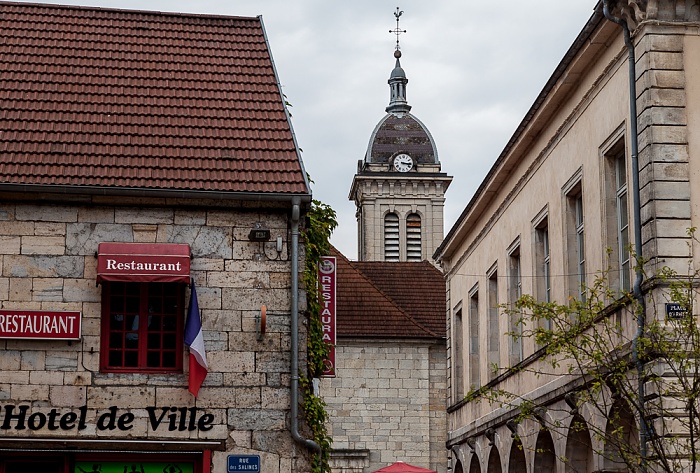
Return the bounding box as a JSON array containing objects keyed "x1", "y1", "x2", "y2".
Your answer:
[
  {"x1": 0, "y1": 310, "x2": 81, "y2": 340},
  {"x1": 318, "y1": 256, "x2": 336, "y2": 377}
]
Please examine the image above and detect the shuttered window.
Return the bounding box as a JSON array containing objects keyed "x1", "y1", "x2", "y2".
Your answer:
[
  {"x1": 384, "y1": 213, "x2": 400, "y2": 261},
  {"x1": 406, "y1": 213, "x2": 422, "y2": 261}
]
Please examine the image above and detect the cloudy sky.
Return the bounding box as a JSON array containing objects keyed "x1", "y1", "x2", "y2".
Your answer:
[{"x1": 15, "y1": 0, "x2": 598, "y2": 258}]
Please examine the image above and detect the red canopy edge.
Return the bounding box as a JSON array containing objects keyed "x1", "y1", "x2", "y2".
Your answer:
[{"x1": 372, "y1": 461, "x2": 438, "y2": 473}]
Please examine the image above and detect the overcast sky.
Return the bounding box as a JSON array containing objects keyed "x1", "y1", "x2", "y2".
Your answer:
[{"x1": 15, "y1": 0, "x2": 598, "y2": 259}]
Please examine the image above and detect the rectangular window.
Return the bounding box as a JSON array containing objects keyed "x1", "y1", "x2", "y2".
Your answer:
[
  {"x1": 508, "y1": 245, "x2": 523, "y2": 365},
  {"x1": 534, "y1": 214, "x2": 551, "y2": 330},
  {"x1": 603, "y1": 138, "x2": 630, "y2": 295},
  {"x1": 565, "y1": 180, "x2": 586, "y2": 302},
  {"x1": 453, "y1": 307, "x2": 465, "y2": 400},
  {"x1": 468, "y1": 285, "x2": 480, "y2": 390},
  {"x1": 487, "y1": 267, "x2": 499, "y2": 379},
  {"x1": 535, "y1": 221, "x2": 551, "y2": 302},
  {"x1": 101, "y1": 281, "x2": 184, "y2": 372},
  {"x1": 615, "y1": 154, "x2": 631, "y2": 292},
  {"x1": 575, "y1": 194, "x2": 586, "y2": 300}
]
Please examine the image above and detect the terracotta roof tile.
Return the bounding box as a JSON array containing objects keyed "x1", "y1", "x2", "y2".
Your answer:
[
  {"x1": 331, "y1": 247, "x2": 446, "y2": 339},
  {"x1": 352, "y1": 260, "x2": 446, "y2": 336},
  {"x1": 0, "y1": 2, "x2": 309, "y2": 196}
]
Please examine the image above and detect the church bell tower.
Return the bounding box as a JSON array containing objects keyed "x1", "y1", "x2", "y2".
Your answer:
[{"x1": 349, "y1": 9, "x2": 452, "y2": 262}]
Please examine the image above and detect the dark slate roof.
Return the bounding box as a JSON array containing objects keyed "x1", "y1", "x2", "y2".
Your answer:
[
  {"x1": 365, "y1": 113, "x2": 438, "y2": 166},
  {"x1": 331, "y1": 246, "x2": 446, "y2": 339},
  {"x1": 0, "y1": 2, "x2": 310, "y2": 196}
]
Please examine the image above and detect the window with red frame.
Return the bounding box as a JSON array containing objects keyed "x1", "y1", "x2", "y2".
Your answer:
[{"x1": 101, "y1": 282, "x2": 184, "y2": 372}]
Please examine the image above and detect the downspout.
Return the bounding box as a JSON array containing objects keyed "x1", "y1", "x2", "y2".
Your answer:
[
  {"x1": 290, "y1": 196, "x2": 322, "y2": 454},
  {"x1": 602, "y1": 1, "x2": 647, "y2": 469}
]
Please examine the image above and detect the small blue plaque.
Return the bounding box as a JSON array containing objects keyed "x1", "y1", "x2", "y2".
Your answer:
[
  {"x1": 666, "y1": 303, "x2": 689, "y2": 319},
  {"x1": 228, "y1": 455, "x2": 261, "y2": 472}
]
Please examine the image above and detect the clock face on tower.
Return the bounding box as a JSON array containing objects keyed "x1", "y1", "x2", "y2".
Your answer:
[{"x1": 393, "y1": 153, "x2": 413, "y2": 172}]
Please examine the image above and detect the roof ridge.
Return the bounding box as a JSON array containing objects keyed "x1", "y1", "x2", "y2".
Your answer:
[
  {"x1": 0, "y1": 1, "x2": 260, "y2": 21},
  {"x1": 331, "y1": 247, "x2": 438, "y2": 338},
  {"x1": 354, "y1": 258, "x2": 443, "y2": 275}
]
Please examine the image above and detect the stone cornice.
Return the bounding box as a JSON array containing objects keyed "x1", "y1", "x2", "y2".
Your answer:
[
  {"x1": 615, "y1": 0, "x2": 648, "y2": 30},
  {"x1": 613, "y1": 0, "x2": 700, "y2": 30},
  {"x1": 349, "y1": 173, "x2": 452, "y2": 200}
]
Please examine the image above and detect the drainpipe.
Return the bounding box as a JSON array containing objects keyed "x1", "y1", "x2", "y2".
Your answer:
[
  {"x1": 603, "y1": 2, "x2": 647, "y2": 470},
  {"x1": 290, "y1": 196, "x2": 322, "y2": 454}
]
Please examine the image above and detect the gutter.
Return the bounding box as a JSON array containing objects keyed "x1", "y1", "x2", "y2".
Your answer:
[
  {"x1": 0, "y1": 183, "x2": 312, "y2": 203},
  {"x1": 289, "y1": 196, "x2": 322, "y2": 453},
  {"x1": 602, "y1": 2, "x2": 647, "y2": 471}
]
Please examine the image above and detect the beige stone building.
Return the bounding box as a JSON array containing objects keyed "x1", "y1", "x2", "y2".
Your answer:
[
  {"x1": 435, "y1": 1, "x2": 700, "y2": 473},
  {"x1": 0, "y1": 3, "x2": 318, "y2": 472}
]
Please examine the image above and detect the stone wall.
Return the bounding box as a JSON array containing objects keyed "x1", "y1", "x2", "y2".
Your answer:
[
  {"x1": 322, "y1": 339, "x2": 447, "y2": 473},
  {"x1": 637, "y1": 29, "x2": 693, "y2": 275},
  {"x1": 354, "y1": 177, "x2": 448, "y2": 263},
  {"x1": 0, "y1": 194, "x2": 311, "y2": 472}
]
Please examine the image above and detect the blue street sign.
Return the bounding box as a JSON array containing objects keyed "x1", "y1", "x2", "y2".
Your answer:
[
  {"x1": 666, "y1": 303, "x2": 689, "y2": 319},
  {"x1": 228, "y1": 455, "x2": 261, "y2": 472}
]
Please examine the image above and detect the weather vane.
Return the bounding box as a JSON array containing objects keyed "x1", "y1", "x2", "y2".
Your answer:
[{"x1": 390, "y1": 7, "x2": 406, "y2": 51}]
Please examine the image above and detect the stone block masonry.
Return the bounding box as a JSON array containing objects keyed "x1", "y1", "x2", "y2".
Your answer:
[
  {"x1": 0, "y1": 195, "x2": 306, "y2": 467},
  {"x1": 322, "y1": 340, "x2": 446, "y2": 473}
]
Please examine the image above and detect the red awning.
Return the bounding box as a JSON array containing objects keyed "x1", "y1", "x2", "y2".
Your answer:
[
  {"x1": 97, "y1": 242, "x2": 191, "y2": 284},
  {"x1": 372, "y1": 462, "x2": 438, "y2": 473}
]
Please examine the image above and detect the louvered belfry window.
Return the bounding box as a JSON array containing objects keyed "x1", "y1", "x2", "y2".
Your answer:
[
  {"x1": 384, "y1": 213, "x2": 400, "y2": 261},
  {"x1": 406, "y1": 213, "x2": 422, "y2": 261}
]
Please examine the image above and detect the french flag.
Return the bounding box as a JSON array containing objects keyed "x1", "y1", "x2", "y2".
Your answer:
[{"x1": 185, "y1": 280, "x2": 208, "y2": 398}]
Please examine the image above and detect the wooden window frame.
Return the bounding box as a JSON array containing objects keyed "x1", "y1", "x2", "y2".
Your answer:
[{"x1": 100, "y1": 281, "x2": 185, "y2": 373}]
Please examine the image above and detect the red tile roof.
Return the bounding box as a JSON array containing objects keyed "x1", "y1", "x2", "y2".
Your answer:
[
  {"x1": 0, "y1": 2, "x2": 310, "y2": 197},
  {"x1": 331, "y1": 247, "x2": 446, "y2": 339}
]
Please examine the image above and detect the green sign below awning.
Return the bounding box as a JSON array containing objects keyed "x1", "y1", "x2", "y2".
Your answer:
[{"x1": 75, "y1": 462, "x2": 194, "y2": 473}]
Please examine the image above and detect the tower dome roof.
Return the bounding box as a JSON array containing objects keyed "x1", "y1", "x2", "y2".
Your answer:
[
  {"x1": 364, "y1": 48, "x2": 438, "y2": 166},
  {"x1": 365, "y1": 112, "x2": 438, "y2": 165},
  {"x1": 362, "y1": 10, "x2": 439, "y2": 168}
]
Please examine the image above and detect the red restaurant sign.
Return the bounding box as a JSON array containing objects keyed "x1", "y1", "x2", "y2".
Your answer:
[
  {"x1": 0, "y1": 310, "x2": 81, "y2": 340},
  {"x1": 97, "y1": 242, "x2": 191, "y2": 284},
  {"x1": 318, "y1": 256, "x2": 336, "y2": 377}
]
